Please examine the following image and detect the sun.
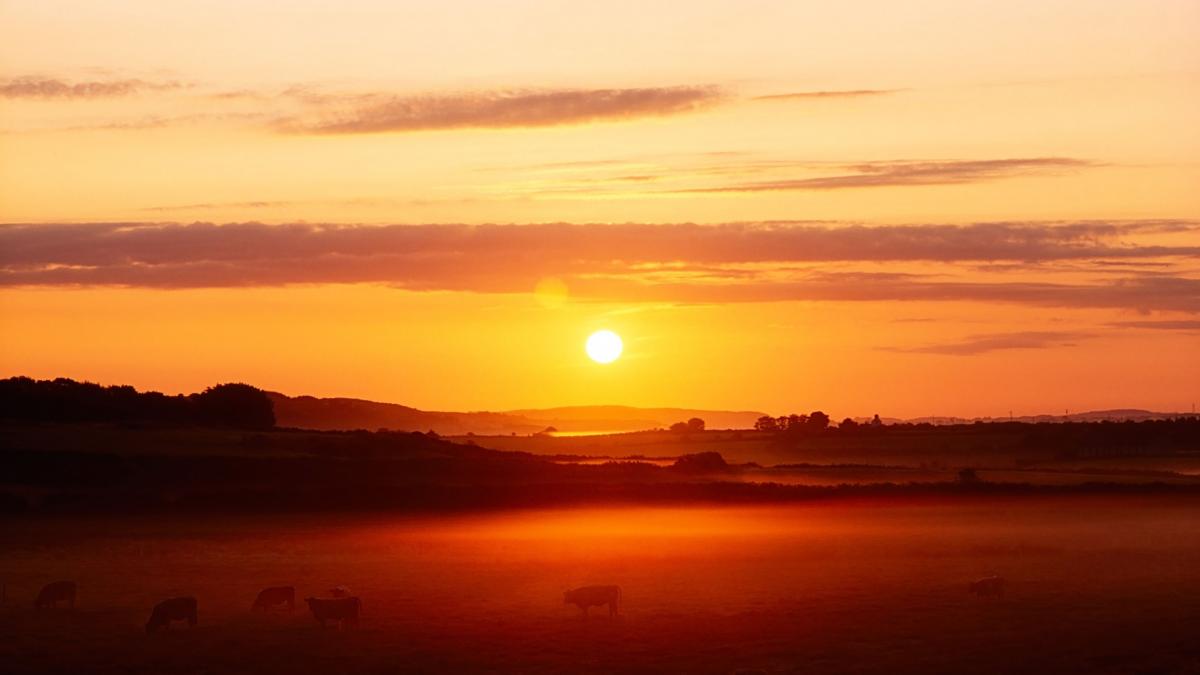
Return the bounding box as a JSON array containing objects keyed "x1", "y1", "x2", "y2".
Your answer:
[{"x1": 585, "y1": 330, "x2": 623, "y2": 364}]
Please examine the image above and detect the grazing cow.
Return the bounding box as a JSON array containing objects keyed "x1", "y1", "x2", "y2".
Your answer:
[
  {"x1": 328, "y1": 585, "x2": 351, "y2": 598},
  {"x1": 146, "y1": 597, "x2": 198, "y2": 634},
  {"x1": 35, "y1": 581, "x2": 76, "y2": 609},
  {"x1": 563, "y1": 585, "x2": 621, "y2": 617},
  {"x1": 305, "y1": 596, "x2": 360, "y2": 629},
  {"x1": 969, "y1": 575, "x2": 1007, "y2": 598},
  {"x1": 252, "y1": 586, "x2": 295, "y2": 612}
]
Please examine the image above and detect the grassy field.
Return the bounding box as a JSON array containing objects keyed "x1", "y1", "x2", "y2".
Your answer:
[
  {"x1": 453, "y1": 425, "x2": 1198, "y2": 468},
  {"x1": 3, "y1": 497, "x2": 1199, "y2": 674},
  {"x1": 457, "y1": 426, "x2": 1200, "y2": 488}
]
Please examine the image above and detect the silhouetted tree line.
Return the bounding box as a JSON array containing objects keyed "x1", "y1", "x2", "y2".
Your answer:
[
  {"x1": 753, "y1": 411, "x2": 1197, "y2": 449},
  {"x1": 669, "y1": 417, "x2": 706, "y2": 433},
  {"x1": 755, "y1": 411, "x2": 832, "y2": 434},
  {"x1": 841, "y1": 418, "x2": 1200, "y2": 452},
  {"x1": 0, "y1": 377, "x2": 275, "y2": 429}
]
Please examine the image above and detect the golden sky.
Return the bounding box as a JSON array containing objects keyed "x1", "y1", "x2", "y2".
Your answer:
[{"x1": 1, "y1": 0, "x2": 1198, "y2": 417}]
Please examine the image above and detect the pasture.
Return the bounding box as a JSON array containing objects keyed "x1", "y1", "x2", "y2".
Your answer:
[{"x1": 3, "y1": 497, "x2": 1199, "y2": 674}]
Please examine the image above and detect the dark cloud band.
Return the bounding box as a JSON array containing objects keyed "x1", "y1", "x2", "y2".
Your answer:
[{"x1": 1, "y1": 221, "x2": 1196, "y2": 312}]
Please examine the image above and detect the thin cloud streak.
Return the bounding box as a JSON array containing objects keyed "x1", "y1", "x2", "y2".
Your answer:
[
  {"x1": 751, "y1": 89, "x2": 900, "y2": 101},
  {"x1": 139, "y1": 200, "x2": 298, "y2": 213},
  {"x1": 0, "y1": 77, "x2": 183, "y2": 99},
  {"x1": 676, "y1": 158, "x2": 1094, "y2": 192},
  {"x1": 281, "y1": 86, "x2": 723, "y2": 134},
  {"x1": 575, "y1": 275, "x2": 1200, "y2": 314},
  {"x1": 883, "y1": 331, "x2": 1092, "y2": 355},
  {"x1": 1108, "y1": 320, "x2": 1200, "y2": 331}
]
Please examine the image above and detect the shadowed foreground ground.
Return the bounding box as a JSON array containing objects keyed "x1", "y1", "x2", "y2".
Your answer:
[{"x1": 2, "y1": 497, "x2": 1199, "y2": 674}]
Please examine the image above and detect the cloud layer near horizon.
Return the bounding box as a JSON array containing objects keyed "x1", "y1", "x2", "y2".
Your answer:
[{"x1": 1, "y1": 221, "x2": 1197, "y2": 312}]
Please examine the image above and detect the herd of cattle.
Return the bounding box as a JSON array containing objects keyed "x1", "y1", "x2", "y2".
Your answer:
[
  {"x1": 24, "y1": 580, "x2": 364, "y2": 632},
  {"x1": 11, "y1": 575, "x2": 1007, "y2": 632}
]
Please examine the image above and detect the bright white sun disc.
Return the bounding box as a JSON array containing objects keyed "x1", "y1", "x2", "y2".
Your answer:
[{"x1": 586, "y1": 330, "x2": 623, "y2": 363}]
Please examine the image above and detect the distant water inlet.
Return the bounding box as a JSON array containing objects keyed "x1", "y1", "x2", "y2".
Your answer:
[{"x1": 547, "y1": 430, "x2": 625, "y2": 438}]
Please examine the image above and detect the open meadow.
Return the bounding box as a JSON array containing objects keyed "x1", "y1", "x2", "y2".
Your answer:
[{"x1": 3, "y1": 497, "x2": 1199, "y2": 674}]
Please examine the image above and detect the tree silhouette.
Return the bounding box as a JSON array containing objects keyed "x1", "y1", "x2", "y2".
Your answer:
[
  {"x1": 754, "y1": 416, "x2": 778, "y2": 432},
  {"x1": 191, "y1": 383, "x2": 275, "y2": 429},
  {"x1": 687, "y1": 417, "x2": 706, "y2": 432},
  {"x1": 785, "y1": 414, "x2": 806, "y2": 432}
]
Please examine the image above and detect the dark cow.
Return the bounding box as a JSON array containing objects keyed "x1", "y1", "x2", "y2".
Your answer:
[
  {"x1": 305, "y1": 596, "x2": 360, "y2": 628},
  {"x1": 969, "y1": 575, "x2": 1007, "y2": 598},
  {"x1": 146, "y1": 597, "x2": 198, "y2": 634},
  {"x1": 564, "y1": 585, "x2": 621, "y2": 617},
  {"x1": 252, "y1": 586, "x2": 295, "y2": 611},
  {"x1": 35, "y1": 581, "x2": 76, "y2": 609}
]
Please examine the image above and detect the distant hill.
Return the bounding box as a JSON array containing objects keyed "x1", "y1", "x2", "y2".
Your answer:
[
  {"x1": 987, "y1": 409, "x2": 1195, "y2": 423},
  {"x1": 864, "y1": 408, "x2": 1190, "y2": 422},
  {"x1": 266, "y1": 393, "x2": 767, "y2": 435},
  {"x1": 265, "y1": 393, "x2": 538, "y2": 435},
  {"x1": 899, "y1": 409, "x2": 1195, "y2": 425},
  {"x1": 5, "y1": 376, "x2": 1190, "y2": 436},
  {"x1": 268, "y1": 391, "x2": 1192, "y2": 435}
]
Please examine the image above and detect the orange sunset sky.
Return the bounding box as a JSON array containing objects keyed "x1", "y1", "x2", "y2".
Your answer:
[{"x1": 1, "y1": 0, "x2": 1198, "y2": 418}]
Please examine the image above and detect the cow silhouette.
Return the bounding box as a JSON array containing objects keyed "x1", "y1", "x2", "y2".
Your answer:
[
  {"x1": 146, "y1": 597, "x2": 198, "y2": 634},
  {"x1": 252, "y1": 586, "x2": 295, "y2": 611},
  {"x1": 564, "y1": 585, "x2": 621, "y2": 617},
  {"x1": 969, "y1": 576, "x2": 1007, "y2": 598},
  {"x1": 305, "y1": 596, "x2": 360, "y2": 629},
  {"x1": 35, "y1": 581, "x2": 76, "y2": 609}
]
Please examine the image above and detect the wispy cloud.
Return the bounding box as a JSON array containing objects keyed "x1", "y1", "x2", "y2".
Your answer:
[
  {"x1": 884, "y1": 331, "x2": 1092, "y2": 355},
  {"x1": 1108, "y1": 320, "x2": 1200, "y2": 331},
  {"x1": 139, "y1": 200, "x2": 299, "y2": 213},
  {"x1": 279, "y1": 86, "x2": 723, "y2": 134},
  {"x1": 676, "y1": 158, "x2": 1094, "y2": 192},
  {"x1": 751, "y1": 89, "x2": 900, "y2": 101},
  {"x1": 57, "y1": 111, "x2": 267, "y2": 132},
  {"x1": 0, "y1": 77, "x2": 184, "y2": 99},
  {"x1": 582, "y1": 274, "x2": 1200, "y2": 313},
  {"x1": 1, "y1": 221, "x2": 1196, "y2": 312}
]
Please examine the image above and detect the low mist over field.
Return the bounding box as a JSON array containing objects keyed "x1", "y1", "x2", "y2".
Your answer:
[{"x1": 4, "y1": 501, "x2": 1200, "y2": 674}]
